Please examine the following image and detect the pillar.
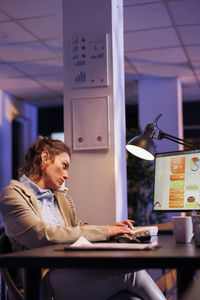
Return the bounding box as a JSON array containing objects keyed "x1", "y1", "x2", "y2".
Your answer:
[{"x1": 63, "y1": 0, "x2": 127, "y2": 224}]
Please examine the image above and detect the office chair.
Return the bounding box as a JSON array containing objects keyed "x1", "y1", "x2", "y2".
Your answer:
[{"x1": 0, "y1": 228, "x2": 24, "y2": 300}]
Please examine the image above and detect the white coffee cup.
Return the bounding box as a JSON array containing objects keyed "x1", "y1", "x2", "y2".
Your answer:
[{"x1": 172, "y1": 216, "x2": 193, "y2": 243}]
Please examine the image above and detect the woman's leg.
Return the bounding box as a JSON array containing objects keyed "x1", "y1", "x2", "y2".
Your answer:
[
  {"x1": 43, "y1": 268, "x2": 166, "y2": 300},
  {"x1": 44, "y1": 268, "x2": 128, "y2": 300},
  {"x1": 126, "y1": 270, "x2": 166, "y2": 300}
]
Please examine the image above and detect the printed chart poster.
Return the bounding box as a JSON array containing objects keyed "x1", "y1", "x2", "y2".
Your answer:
[{"x1": 154, "y1": 152, "x2": 200, "y2": 210}]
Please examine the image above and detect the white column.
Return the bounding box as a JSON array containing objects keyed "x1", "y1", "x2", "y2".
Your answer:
[
  {"x1": 63, "y1": 0, "x2": 127, "y2": 224},
  {"x1": 138, "y1": 78, "x2": 183, "y2": 153}
]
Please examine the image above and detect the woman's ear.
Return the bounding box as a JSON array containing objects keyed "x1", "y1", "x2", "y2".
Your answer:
[
  {"x1": 41, "y1": 151, "x2": 49, "y2": 163},
  {"x1": 41, "y1": 151, "x2": 50, "y2": 171}
]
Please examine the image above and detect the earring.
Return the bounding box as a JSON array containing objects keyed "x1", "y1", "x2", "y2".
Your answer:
[{"x1": 41, "y1": 163, "x2": 46, "y2": 171}]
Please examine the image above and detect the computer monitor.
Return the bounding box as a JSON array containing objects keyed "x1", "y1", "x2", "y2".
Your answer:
[{"x1": 153, "y1": 149, "x2": 200, "y2": 211}]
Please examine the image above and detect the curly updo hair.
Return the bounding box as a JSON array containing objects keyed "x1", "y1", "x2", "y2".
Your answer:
[{"x1": 18, "y1": 136, "x2": 71, "y2": 181}]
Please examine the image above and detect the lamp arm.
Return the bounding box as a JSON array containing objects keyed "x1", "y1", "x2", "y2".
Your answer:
[{"x1": 157, "y1": 130, "x2": 195, "y2": 150}]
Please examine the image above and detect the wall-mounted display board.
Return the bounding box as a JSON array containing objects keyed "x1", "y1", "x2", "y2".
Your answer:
[
  {"x1": 71, "y1": 34, "x2": 109, "y2": 88},
  {"x1": 72, "y1": 97, "x2": 110, "y2": 150}
]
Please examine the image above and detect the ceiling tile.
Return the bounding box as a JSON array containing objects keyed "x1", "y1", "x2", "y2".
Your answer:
[
  {"x1": 37, "y1": 73, "x2": 63, "y2": 81},
  {"x1": 11, "y1": 87, "x2": 57, "y2": 96},
  {"x1": 124, "y1": 27, "x2": 180, "y2": 51},
  {"x1": 11, "y1": 86, "x2": 54, "y2": 96},
  {"x1": 194, "y1": 62, "x2": 200, "y2": 75},
  {"x1": 124, "y1": 0, "x2": 161, "y2": 5},
  {"x1": 124, "y1": 2, "x2": 171, "y2": 32},
  {"x1": 0, "y1": 21, "x2": 36, "y2": 45},
  {"x1": 20, "y1": 14, "x2": 62, "y2": 40},
  {"x1": 44, "y1": 39, "x2": 63, "y2": 56},
  {"x1": 36, "y1": 73, "x2": 63, "y2": 90},
  {"x1": 0, "y1": 76, "x2": 42, "y2": 90},
  {"x1": 13, "y1": 57, "x2": 63, "y2": 76},
  {"x1": 125, "y1": 46, "x2": 187, "y2": 63},
  {"x1": 26, "y1": 94, "x2": 63, "y2": 107},
  {"x1": 124, "y1": 61, "x2": 139, "y2": 74},
  {"x1": 186, "y1": 45, "x2": 200, "y2": 62},
  {"x1": 168, "y1": 0, "x2": 200, "y2": 26},
  {"x1": 0, "y1": 41, "x2": 57, "y2": 62},
  {"x1": 0, "y1": 63, "x2": 23, "y2": 78},
  {"x1": 8, "y1": 89, "x2": 63, "y2": 107},
  {"x1": 0, "y1": 0, "x2": 62, "y2": 19},
  {"x1": 131, "y1": 61, "x2": 194, "y2": 78},
  {"x1": 178, "y1": 25, "x2": 200, "y2": 45},
  {"x1": 0, "y1": 11, "x2": 10, "y2": 21},
  {"x1": 0, "y1": 30, "x2": 8, "y2": 41}
]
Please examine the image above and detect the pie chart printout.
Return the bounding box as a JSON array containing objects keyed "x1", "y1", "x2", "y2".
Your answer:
[{"x1": 190, "y1": 157, "x2": 200, "y2": 171}]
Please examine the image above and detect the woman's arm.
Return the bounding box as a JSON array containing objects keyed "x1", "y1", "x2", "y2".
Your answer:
[{"x1": 0, "y1": 186, "x2": 110, "y2": 248}]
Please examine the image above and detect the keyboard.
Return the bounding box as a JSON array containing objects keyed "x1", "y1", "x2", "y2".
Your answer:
[
  {"x1": 130, "y1": 226, "x2": 158, "y2": 236},
  {"x1": 113, "y1": 226, "x2": 158, "y2": 243}
]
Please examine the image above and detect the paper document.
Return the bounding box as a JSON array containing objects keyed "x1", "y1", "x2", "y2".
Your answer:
[
  {"x1": 65, "y1": 236, "x2": 158, "y2": 250},
  {"x1": 70, "y1": 235, "x2": 94, "y2": 248}
]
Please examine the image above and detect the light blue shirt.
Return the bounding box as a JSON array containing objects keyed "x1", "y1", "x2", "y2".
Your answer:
[{"x1": 20, "y1": 174, "x2": 65, "y2": 227}]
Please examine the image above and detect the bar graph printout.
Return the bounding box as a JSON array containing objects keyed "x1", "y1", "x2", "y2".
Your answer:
[
  {"x1": 71, "y1": 34, "x2": 108, "y2": 88},
  {"x1": 153, "y1": 150, "x2": 200, "y2": 211}
]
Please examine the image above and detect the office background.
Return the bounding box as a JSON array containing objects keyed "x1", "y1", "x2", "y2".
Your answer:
[{"x1": 0, "y1": 0, "x2": 200, "y2": 226}]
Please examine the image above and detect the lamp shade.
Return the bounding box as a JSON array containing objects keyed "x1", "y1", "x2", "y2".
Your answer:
[
  {"x1": 126, "y1": 114, "x2": 195, "y2": 161},
  {"x1": 126, "y1": 124, "x2": 156, "y2": 160}
]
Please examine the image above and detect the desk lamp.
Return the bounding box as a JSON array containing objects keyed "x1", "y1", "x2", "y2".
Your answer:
[{"x1": 126, "y1": 114, "x2": 195, "y2": 160}]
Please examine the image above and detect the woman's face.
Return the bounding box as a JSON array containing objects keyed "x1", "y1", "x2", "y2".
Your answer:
[{"x1": 42, "y1": 152, "x2": 70, "y2": 190}]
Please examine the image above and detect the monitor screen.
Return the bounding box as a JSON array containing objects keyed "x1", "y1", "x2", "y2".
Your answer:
[{"x1": 153, "y1": 149, "x2": 200, "y2": 211}]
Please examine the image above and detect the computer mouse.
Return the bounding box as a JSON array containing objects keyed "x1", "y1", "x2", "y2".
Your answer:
[{"x1": 113, "y1": 234, "x2": 141, "y2": 243}]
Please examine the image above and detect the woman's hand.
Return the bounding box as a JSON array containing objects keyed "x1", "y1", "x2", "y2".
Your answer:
[
  {"x1": 108, "y1": 219, "x2": 134, "y2": 237},
  {"x1": 114, "y1": 219, "x2": 134, "y2": 229}
]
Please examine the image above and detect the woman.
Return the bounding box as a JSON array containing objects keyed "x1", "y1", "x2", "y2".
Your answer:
[{"x1": 0, "y1": 137, "x2": 166, "y2": 300}]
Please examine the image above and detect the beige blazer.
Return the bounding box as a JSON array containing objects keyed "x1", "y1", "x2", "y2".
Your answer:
[{"x1": 0, "y1": 180, "x2": 109, "y2": 251}]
